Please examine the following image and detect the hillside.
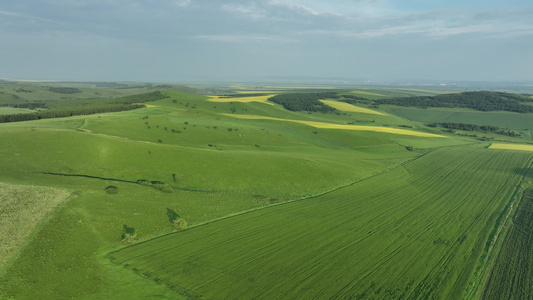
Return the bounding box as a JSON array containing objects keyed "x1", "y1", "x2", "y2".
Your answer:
[{"x1": 1, "y1": 86, "x2": 533, "y2": 299}]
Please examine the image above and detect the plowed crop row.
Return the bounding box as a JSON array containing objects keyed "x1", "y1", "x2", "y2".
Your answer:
[
  {"x1": 482, "y1": 188, "x2": 533, "y2": 299},
  {"x1": 110, "y1": 145, "x2": 533, "y2": 299}
]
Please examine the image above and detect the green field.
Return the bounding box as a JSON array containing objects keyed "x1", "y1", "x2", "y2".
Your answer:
[
  {"x1": 0, "y1": 107, "x2": 38, "y2": 115},
  {"x1": 110, "y1": 145, "x2": 533, "y2": 299},
  {"x1": 482, "y1": 188, "x2": 533, "y2": 299},
  {"x1": 0, "y1": 85, "x2": 532, "y2": 299},
  {"x1": 0, "y1": 183, "x2": 72, "y2": 274},
  {"x1": 389, "y1": 107, "x2": 533, "y2": 131}
]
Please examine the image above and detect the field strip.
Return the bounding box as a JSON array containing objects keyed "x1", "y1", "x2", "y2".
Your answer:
[
  {"x1": 207, "y1": 95, "x2": 275, "y2": 105},
  {"x1": 489, "y1": 143, "x2": 533, "y2": 152},
  {"x1": 222, "y1": 113, "x2": 445, "y2": 137},
  {"x1": 399, "y1": 89, "x2": 457, "y2": 94},
  {"x1": 320, "y1": 100, "x2": 386, "y2": 115},
  {"x1": 0, "y1": 182, "x2": 72, "y2": 274},
  {"x1": 349, "y1": 90, "x2": 385, "y2": 97}
]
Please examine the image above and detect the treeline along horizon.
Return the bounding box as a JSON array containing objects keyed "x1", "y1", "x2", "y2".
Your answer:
[{"x1": 0, "y1": 91, "x2": 168, "y2": 123}]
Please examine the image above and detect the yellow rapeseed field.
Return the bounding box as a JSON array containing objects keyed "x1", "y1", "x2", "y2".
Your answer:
[
  {"x1": 489, "y1": 143, "x2": 533, "y2": 152},
  {"x1": 208, "y1": 95, "x2": 275, "y2": 105},
  {"x1": 223, "y1": 114, "x2": 445, "y2": 137},
  {"x1": 235, "y1": 91, "x2": 279, "y2": 94},
  {"x1": 320, "y1": 100, "x2": 386, "y2": 115}
]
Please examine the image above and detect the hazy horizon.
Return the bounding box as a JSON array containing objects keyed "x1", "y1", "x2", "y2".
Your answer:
[{"x1": 1, "y1": 0, "x2": 532, "y2": 83}]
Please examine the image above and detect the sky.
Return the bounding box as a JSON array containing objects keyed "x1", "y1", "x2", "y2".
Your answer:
[{"x1": 1, "y1": 0, "x2": 532, "y2": 83}]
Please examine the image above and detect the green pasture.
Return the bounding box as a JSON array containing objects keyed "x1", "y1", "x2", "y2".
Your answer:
[
  {"x1": 0, "y1": 83, "x2": 199, "y2": 104},
  {"x1": 0, "y1": 107, "x2": 38, "y2": 115},
  {"x1": 111, "y1": 145, "x2": 533, "y2": 299},
  {"x1": 1, "y1": 89, "x2": 456, "y2": 299},
  {"x1": 389, "y1": 107, "x2": 533, "y2": 130},
  {"x1": 0, "y1": 86, "x2": 528, "y2": 299},
  {"x1": 0, "y1": 183, "x2": 71, "y2": 275}
]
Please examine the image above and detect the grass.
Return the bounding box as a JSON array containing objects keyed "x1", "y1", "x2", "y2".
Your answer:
[
  {"x1": 0, "y1": 182, "x2": 71, "y2": 274},
  {"x1": 320, "y1": 99, "x2": 386, "y2": 115},
  {"x1": 1, "y1": 89, "x2": 430, "y2": 299},
  {"x1": 0, "y1": 86, "x2": 528, "y2": 299},
  {"x1": 0, "y1": 107, "x2": 39, "y2": 115},
  {"x1": 389, "y1": 107, "x2": 533, "y2": 131},
  {"x1": 110, "y1": 145, "x2": 533, "y2": 299}
]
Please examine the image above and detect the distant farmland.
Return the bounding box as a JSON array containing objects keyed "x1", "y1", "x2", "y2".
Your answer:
[{"x1": 111, "y1": 145, "x2": 533, "y2": 299}]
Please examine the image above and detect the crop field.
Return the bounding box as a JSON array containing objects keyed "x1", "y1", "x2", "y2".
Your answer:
[
  {"x1": 489, "y1": 143, "x2": 533, "y2": 151},
  {"x1": 482, "y1": 189, "x2": 533, "y2": 299},
  {"x1": 110, "y1": 145, "x2": 533, "y2": 299},
  {"x1": 0, "y1": 182, "x2": 71, "y2": 273},
  {"x1": 319, "y1": 99, "x2": 386, "y2": 115},
  {"x1": 225, "y1": 113, "x2": 445, "y2": 137}
]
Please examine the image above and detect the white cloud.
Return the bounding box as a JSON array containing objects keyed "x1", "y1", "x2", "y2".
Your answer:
[
  {"x1": 174, "y1": 0, "x2": 191, "y2": 7},
  {"x1": 266, "y1": 0, "x2": 320, "y2": 15},
  {"x1": 196, "y1": 34, "x2": 298, "y2": 43},
  {"x1": 222, "y1": 3, "x2": 267, "y2": 19}
]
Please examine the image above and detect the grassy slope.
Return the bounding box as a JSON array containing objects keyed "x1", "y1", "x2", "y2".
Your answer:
[
  {"x1": 0, "y1": 183, "x2": 72, "y2": 274},
  {"x1": 389, "y1": 107, "x2": 533, "y2": 130},
  {"x1": 0, "y1": 83, "x2": 199, "y2": 105},
  {"x1": 110, "y1": 145, "x2": 533, "y2": 299},
  {"x1": 0, "y1": 90, "x2": 463, "y2": 299}
]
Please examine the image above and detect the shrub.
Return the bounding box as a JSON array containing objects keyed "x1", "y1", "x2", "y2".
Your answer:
[
  {"x1": 173, "y1": 218, "x2": 188, "y2": 230},
  {"x1": 151, "y1": 181, "x2": 173, "y2": 193},
  {"x1": 121, "y1": 224, "x2": 136, "y2": 243},
  {"x1": 136, "y1": 179, "x2": 151, "y2": 186},
  {"x1": 105, "y1": 185, "x2": 119, "y2": 194}
]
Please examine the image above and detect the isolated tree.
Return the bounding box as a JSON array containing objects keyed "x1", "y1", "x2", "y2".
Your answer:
[
  {"x1": 166, "y1": 208, "x2": 179, "y2": 223},
  {"x1": 121, "y1": 224, "x2": 136, "y2": 243}
]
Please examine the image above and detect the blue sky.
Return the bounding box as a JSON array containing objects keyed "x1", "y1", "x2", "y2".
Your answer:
[{"x1": 1, "y1": 0, "x2": 532, "y2": 82}]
